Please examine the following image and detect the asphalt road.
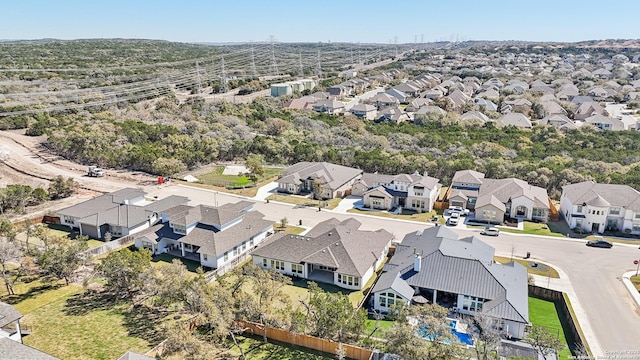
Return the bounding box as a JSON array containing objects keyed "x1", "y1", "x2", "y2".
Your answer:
[{"x1": 149, "y1": 185, "x2": 640, "y2": 356}]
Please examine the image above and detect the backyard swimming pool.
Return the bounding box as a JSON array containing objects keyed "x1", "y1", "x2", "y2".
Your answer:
[{"x1": 417, "y1": 319, "x2": 474, "y2": 346}]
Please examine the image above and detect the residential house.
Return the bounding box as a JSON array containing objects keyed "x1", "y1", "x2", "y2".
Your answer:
[
  {"x1": 448, "y1": 170, "x2": 485, "y2": 210},
  {"x1": 349, "y1": 103, "x2": 377, "y2": 120},
  {"x1": 570, "y1": 96, "x2": 594, "y2": 105},
  {"x1": 369, "y1": 93, "x2": 400, "y2": 109},
  {"x1": 405, "y1": 98, "x2": 433, "y2": 112},
  {"x1": 385, "y1": 88, "x2": 410, "y2": 104},
  {"x1": 473, "y1": 98, "x2": 498, "y2": 112},
  {"x1": 0, "y1": 301, "x2": 60, "y2": 359},
  {"x1": 312, "y1": 99, "x2": 345, "y2": 115},
  {"x1": 447, "y1": 89, "x2": 470, "y2": 110},
  {"x1": 501, "y1": 99, "x2": 532, "y2": 114},
  {"x1": 57, "y1": 188, "x2": 189, "y2": 239},
  {"x1": 476, "y1": 88, "x2": 500, "y2": 101},
  {"x1": 354, "y1": 172, "x2": 441, "y2": 212},
  {"x1": 371, "y1": 226, "x2": 529, "y2": 339},
  {"x1": 377, "y1": 107, "x2": 411, "y2": 124},
  {"x1": 541, "y1": 101, "x2": 567, "y2": 116},
  {"x1": 277, "y1": 162, "x2": 362, "y2": 199},
  {"x1": 283, "y1": 96, "x2": 316, "y2": 110},
  {"x1": 475, "y1": 178, "x2": 550, "y2": 224},
  {"x1": 584, "y1": 114, "x2": 625, "y2": 131},
  {"x1": 540, "y1": 114, "x2": 578, "y2": 130},
  {"x1": 392, "y1": 83, "x2": 420, "y2": 97},
  {"x1": 459, "y1": 111, "x2": 490, "y2": 123},
  {"x1": 252, "y1": 218, "x2": 393, "y2": 290},
  {"x1": 560, "y1": 181, "x2": 640, "y2": 234},
  {"x1": 414, "y1": 105, "x2": 447, "y2": 121},
  {"x1": 134, "y1": 201, "x2": 273, "y2": 273},
  {"x1": 497, "y1": 113, "x2": 532, "y2": 128},
  {"x1": 327, "y1": 84, "x2": 349, "y2": 97}
]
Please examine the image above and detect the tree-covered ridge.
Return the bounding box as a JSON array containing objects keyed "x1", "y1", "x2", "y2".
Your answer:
[{"x1": 29, "y1": 96, "x2": 640, "y2": 198}]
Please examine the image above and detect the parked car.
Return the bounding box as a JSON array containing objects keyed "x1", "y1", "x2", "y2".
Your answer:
[
  {"x1": 586, "y1": 239, "x2": 613, "y2": 248},
  {"x1": 480, "y1": 226, "x2": 500, "y2": 236},
  {"x1": 448, "y1": 206, "x2": 470, "y2": 216},
  {"x1": 448, "y1": 212, "x2": 460, "y2": 226}
]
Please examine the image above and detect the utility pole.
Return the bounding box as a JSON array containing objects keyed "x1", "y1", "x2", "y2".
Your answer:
[
  {"x1": 394, "y1": 36, "x2": 398, "y2": 58},
  {"x1": 358, "y1": 42, "x2": 362, "y2": 63}
]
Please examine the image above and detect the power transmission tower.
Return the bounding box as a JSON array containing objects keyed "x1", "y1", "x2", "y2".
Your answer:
[
  {"x1": 195, "y1": 61, "x2": 202, "y2": 94},
  {"x1": 298, "y1": 52, "x2": 304, "y2": 77},
  {"x1": 220, "y1": 56, "x2": 227, "y2": 93},
  {"x1": 250, "y1": 43, "x2": 258, "y2": 78},
  {"x1": 269, "y1": 35, "x2": 278, "y2": 77},
  {"x1": 316, "y1": 48, "x2": 322, "y2": 77}
]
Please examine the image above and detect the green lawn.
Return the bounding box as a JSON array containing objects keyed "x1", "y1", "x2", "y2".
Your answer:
[
  {"x1": 632, "y1": 275, "x2": 640, "y2": 292},
  {"x1": 528, "y1": 297, "x2": 572, "y2": 360},
  {"x1": 274, "y1": 225, "x2": 306, "y2": 235},
  {"x1": 494, "y1": 256, "x2": 560, "y2": 278},
  {"x1": 347, "y1": 208, "x2": 442, "y2": 223},
  {"x1": 232, "y1": 334, "x2": 334, "y2": 359},
  {"x1": 364, "y1": 316, "x2": 394, "y2": 339},
  {"x1": 499, "y1": 221, "x2": 567, "y2": 237},
  {"x1": 151, "y1": 253, "x2": 204, "y2": 273},
  {"x1": 196, "y1": 166, "x2": 281, "y2": 188}
]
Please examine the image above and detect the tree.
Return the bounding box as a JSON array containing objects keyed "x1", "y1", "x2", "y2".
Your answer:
[
  {"x1": 32, "y1": 236, "x2": 88, "y2": 285},
  {"x1": 385, "y1": 304, "x2": 463, "y2": 360},
  {"x1": 312, "y1": 178, "x2": 325, "y2": 200},
  {"x1": 48, "y1": 176, "x2": 77, "y2": 200},
  {"x1": 305, "y1": 282, "x2": 366, "y2": 343},
  {"x1": 462, "y1": 312, "x2": 502, "y2": 360},
  {"x1": 151, "y1": 157, "x2": 187, "y2": 176},
  {"x1": 279, "y1": 217, "x2": 288, "y2": 230},
  {"x1": 95, "y1": 248, "x2": 151, "y2": 298},
  {"x1": 245, "y1": 154, "x2": 265, "y2": 183},
  {"x1": 527, "y1": 325, "x2": 563, "y2": 360},
  {"x1": 0, "y1": 237, "x2": 21, "y2": 295}
]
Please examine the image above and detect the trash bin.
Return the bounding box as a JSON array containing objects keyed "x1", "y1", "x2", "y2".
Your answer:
[{"x1": 525, "y1": 252, "x2": 531, "y2": 259}]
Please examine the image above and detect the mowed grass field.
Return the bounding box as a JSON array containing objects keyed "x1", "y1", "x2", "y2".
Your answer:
[{"x1": 528, "y1": 297, "x2": 572, "y2": 360}]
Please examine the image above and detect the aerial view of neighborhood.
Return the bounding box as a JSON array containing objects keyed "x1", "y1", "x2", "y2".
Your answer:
[{"x1": 1, "y1": 2, "x2": 640, "y2": 360}]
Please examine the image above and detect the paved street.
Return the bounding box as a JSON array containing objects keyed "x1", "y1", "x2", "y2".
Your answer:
[{"x1": 149, "y1": 184, "x2": 640, "y2": 356}]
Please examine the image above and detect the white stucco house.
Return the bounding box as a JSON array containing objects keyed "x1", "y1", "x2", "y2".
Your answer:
[
  {"x1": 277, "y1": 162, "x2": 363, "y2": 199},
  {"x1": 251, "y1": 218, "x2": 393, "y2": 290},
  {"x1": 353, "y1": 172, "x2": 441, "y2": 212},
  {"x1": 134, "y1": 201, "x2": 273, "y2": 274},
  {"x1": 560, "y1": 181, "x2": 640, "y2": 234}
]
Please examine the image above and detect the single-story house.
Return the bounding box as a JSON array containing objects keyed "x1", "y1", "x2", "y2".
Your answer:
[
  {"x1": 371, "y1": 226, "x2": 529, "y2": 339},
  {"x1": 134, "y1": 201, "x2": 273, "y2": 274},
  {"x1": 57, "y1": 188, "x2": 189, "y2": 240},
  {"x1": 497, "y1": 113, "x2": 532, "y2": 128},
  {"x1": 252, "y1": 218, "x2": 393, "y2": 290},
  {"x1": 349, "y1": 103, "x2": 377, "y2": 120},
  {"x1": 312, "y1": 100, "x2": 345, "y2": 115},
  {"x1": 277, "y1": 162, "x2": 363, "y2": 199},
  {"x1": 560, "y1": 181, "x2": 640, "y2": 234}
]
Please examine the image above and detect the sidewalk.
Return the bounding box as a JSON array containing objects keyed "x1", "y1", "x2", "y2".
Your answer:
[{"x1": 621, "y1": 271, "x2": 640, "y2": 311}]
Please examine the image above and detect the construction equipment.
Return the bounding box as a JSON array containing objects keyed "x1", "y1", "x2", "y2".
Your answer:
[{"x1": 87, "y1": 165, "x2": 104, "y2": 177}]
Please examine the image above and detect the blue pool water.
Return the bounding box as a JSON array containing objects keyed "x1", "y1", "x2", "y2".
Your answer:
[{"x1": 417, "y1": 320, "x2": 474, "y2": 346}]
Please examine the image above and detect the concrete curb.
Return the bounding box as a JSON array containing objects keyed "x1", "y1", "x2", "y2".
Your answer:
[{"x1": 621, "y1": 271, "x2": 640, "y2": 309}]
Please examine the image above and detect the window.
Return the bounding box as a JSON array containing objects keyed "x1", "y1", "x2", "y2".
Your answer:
[
  {"x1": 609, "y1": 207, "x2": 621, "y2": 215},
  {"x1": 224, "y1": 251, "x2": 229, "y2": 262},
  {"x1": 292, "y1": 264, "x2": 303, "y2": 274},
  {"x1": 63, "y1": 215, "x2": 77, "y2": 224},
  {"x1": 576, "y1": 205, "x2": 583, "y2": 213},
  {"x1": 635, "y1": 213, "x2": 640, "y2": 219},
  {"x1": 173, "y1": 224, "x2": 186, "y2": 234},
  {"x1": 249, "y1": 237, "x2": 254, "y2": 247},
  {"x1": 633, "y1": 223, "x2": 640, "y2": 231},
  {"x1": 532, "y1": 208, "x2": 545, "y2": 218},
  {"x1": 575, "y1": 219, "x2": 583, "y2": 227},
  {"x1": 242, "y1": 242, "x2": 247, "y2": 251},
  {"x1": 482, "y1": 210, "x2": 497, "y2": 221},
  {"x1": 379, "y1": 292, "x2": 403, "y2": 308},
  {"x1": 271, "y1": 260, "x2": 284, "y2": 271},
  {"x1": 203, "y1": 254, "x2": 208, "y2": 261},
  {"x1": 262, "y1": 258, "x2": 267, "y2": 267},
  {"x1": 461, "y1": 295, "x2": 484, "y2": 312},
  {"x1": 337, "y1": 274, "x2": 359, "y2": 287},
  {"x1": 233, "y1": 246, "x2": 238, "y2": 256}
]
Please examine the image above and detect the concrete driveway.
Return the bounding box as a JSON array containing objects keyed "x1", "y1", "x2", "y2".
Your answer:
[
  {"x1": 252, "y1": 181, "x2": 279, "y2": 201},
  {"x1": 332, "y1": 195, "x2": 363, "y2": 213}
]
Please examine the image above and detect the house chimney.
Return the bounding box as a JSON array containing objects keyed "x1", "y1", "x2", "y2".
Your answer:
[{"x1": 414, "y1": 254, "x2": 422, "y2": 272}]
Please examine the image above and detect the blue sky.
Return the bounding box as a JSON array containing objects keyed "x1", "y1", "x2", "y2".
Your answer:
[{"x1": 3, "y1": 1, "x2": 640, "y2": 43}]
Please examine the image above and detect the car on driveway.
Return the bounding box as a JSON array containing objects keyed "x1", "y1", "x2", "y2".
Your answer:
[
  {"x1": 448, "y1": 212, "x2": 460, "y2": 226},
  {"x1": 586, "y1": 239, "x2": 613, "y2": 248},
  {"x1": 480, "y1": 226, "x2": 500, "y2": 236},
  {"x1": 448, "y1": 206, "x2": 470, "y2": 216}
]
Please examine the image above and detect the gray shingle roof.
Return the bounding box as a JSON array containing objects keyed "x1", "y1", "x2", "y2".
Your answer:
[
  {"x1": 477, "y1": 178, "x2": 549, "y2": 209},
  {"x1": 562, "y1": 181, "x2": 640, "y2": 212},
  {"x1": 452, "y1": 170, "x2": 485, "y2": 185},
  {"x1": 280, "y1": 162, "x2": 362, "y2": 192},
  {"x1": 497, "y1": 113, "x2": 532, "y2": 128},
  {"x1": 0, "y1": 302, "x2": 22, "y2": 328},
  {"x1": 0, "y1": 337, "x2": 59, "y2": 360},
  {"x1": 372, "y1": 271, "x2": 415, "y2": 300},
  {"x1": 375, "y1": 227, "x2": 528, "y2": 323},
  {"x1": 251, "y1": 218, "x2": 393, "y2": 277}
]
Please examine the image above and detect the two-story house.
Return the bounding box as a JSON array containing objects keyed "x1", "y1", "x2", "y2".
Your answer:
[
  {"x1": 57, "y1": 188, "x2": 189, "y2": 240},
  {"x1": 0, "y1": 302, "x2": 59, "y2": 359},
  {"x1": 252, "y1": 218, "x2": 392, "y2": 290},
  {"x1": 560, "y1": 181, "x2": 640, "y2": 234},
  {"x1": 134, "y1": 201, "x2": 273, "y2": 274},
  {"x1": 353, "y1": 172, "x2": 441, "y2": 212}
]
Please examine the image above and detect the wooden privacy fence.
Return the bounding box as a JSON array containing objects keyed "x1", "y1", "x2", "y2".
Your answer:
[
  {"x1": 235, "y1": 320, "x2": 373, "y2": 360},
  {"x1": 548, "y1": 200, "x2": 560, "y2": 221}
]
